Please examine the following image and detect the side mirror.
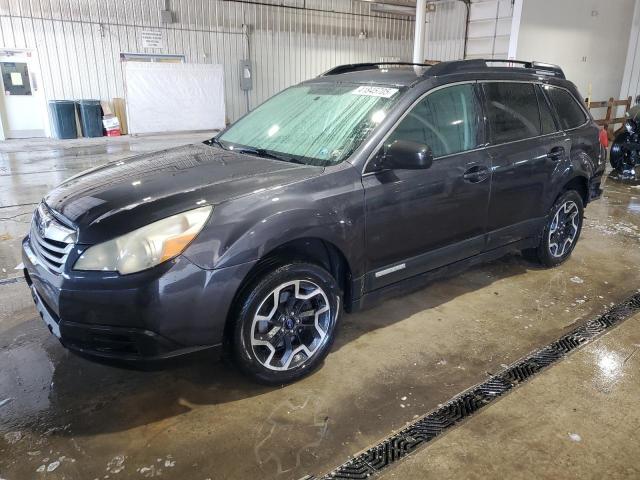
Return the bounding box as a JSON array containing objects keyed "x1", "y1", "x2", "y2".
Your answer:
[{"x1": 382, "y1": 140, "x2": 433, "y2": 170}]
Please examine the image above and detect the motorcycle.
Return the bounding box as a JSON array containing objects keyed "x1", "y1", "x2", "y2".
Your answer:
[{"x1": 610, "y1": 96, "x2": 640, "y2": 178}]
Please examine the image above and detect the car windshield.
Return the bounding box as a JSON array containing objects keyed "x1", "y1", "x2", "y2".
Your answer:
[{"x1": 217, "y1": 83, "x2": 403, "y2": 166}]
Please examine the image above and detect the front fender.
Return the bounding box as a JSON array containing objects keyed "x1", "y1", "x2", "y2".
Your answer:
[{"x1": 183, "y1": 162, "x2": 366, "y2": 277}]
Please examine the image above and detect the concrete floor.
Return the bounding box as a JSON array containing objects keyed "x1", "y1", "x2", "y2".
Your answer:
[
  {"x1": 381, "y1": 313, "x2": 640, "y2": 480},
  {"x1": 1, "y1": 133, "x2": 639, "y2": 480}
]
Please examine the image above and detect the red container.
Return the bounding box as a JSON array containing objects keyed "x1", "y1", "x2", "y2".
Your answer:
[{"x1": 106, "y1": 129, "x2": 121, "y2": 137}]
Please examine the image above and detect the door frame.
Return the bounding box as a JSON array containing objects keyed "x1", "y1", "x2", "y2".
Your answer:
[
  {"x1": 361, "y1": 81, "x2": 492, "y2": 290},
  {"x1": 0, "y1": 48, "x2": 50, "y2": 140}
]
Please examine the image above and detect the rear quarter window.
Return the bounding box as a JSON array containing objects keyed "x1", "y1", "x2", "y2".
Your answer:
[
  {"x1": 536, "y1": 85, "x2": 558, "y2": 134},
  {"x1": 545, "y1": 86, "x2": 587, "y2": 130}
]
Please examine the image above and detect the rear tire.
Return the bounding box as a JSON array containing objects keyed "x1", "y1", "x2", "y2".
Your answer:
[
  {"x1": 523, "y1": 190, "x2": 584, "y2": 268},
  {"x1": 610, "y1": 132, "x2": 630, "y2": 171},
  {"x1": 232, "y1": 262, "x2": 342, "y2": 385}
]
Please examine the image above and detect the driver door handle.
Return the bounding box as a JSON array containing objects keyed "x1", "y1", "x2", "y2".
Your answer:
[{"x1": 463, "y1": 165, "x2": 489, "y2": 183}]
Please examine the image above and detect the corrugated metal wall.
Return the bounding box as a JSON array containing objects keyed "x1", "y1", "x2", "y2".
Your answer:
[
  {"x1": 424, "y1": 0, "x2": 467, "y2": 62},
  {"x1": 0, "y1": 0, "x2": 418, "y2": 122}
]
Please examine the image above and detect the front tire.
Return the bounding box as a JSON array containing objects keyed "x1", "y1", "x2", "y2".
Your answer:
[
  {"x1": 232, "y1": 262, "x2": 341, "y2": 384},
  {"x1": 523, "y1": 190, "x2": 584, "y2": 268}
]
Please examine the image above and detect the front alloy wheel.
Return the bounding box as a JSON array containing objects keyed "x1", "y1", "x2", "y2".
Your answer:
[
  {"x1": 233, "y1": 262, "x2": 341, "y2": 384},
  {"x1": 250, "y1": 280, "x2": 331, "y2": 371}
]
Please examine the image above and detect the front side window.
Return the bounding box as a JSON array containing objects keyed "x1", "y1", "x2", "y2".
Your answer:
[
  {"x1": 386, "y1": 83, "x2": 481, "y2": 158},
  {"x1": 545, "y1": 86, "x2": 587, "y2": 130},
  {"x1": 484, "y1": 82, "x2": 542, "y2": 144},
  {"x1": 218, "y1": 83, "x2": 402, "y2": 166}
]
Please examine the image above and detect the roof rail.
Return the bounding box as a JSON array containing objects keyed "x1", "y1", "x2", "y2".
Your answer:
[
  {"x1": 427, "y1": 59, "x2": 565, "y2": 79},
  {"x1": 321, "y1": 62, "x2": 435, "y2": 76}
]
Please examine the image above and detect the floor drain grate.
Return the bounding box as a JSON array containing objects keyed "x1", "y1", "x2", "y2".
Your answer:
[{"x1": 306, "y1": 291, "x2": 640, "y2": 480}]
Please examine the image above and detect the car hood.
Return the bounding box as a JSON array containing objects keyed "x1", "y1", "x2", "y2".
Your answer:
[{"x1": 44, "y1": 143, "x2": 323, "y2": 244}]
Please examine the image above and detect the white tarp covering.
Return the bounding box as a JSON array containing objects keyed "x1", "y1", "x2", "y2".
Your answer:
[{"x1": 125, "y1": 62, "x2": 225, "y2": 134}]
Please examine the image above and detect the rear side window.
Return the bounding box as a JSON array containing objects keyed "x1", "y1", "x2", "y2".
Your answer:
[
  {"x1": 387, "y1": 84, "x2": 481, "y2": 157},
  {"x1": 484, "y1": 82, "x2": 541, "y2": 144},
  {"x1": 545, "y1": 86, "x2": 587, "y2": 130},
  {"x1": 536, "y1": 86, "x2": 557, "y2": 134}
]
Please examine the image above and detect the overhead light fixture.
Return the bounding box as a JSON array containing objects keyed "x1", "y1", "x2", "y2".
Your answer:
[
  {"x1": 370, "y1": 2, "x2": 417, "y2": 15},
  {"x1": 368, "y1": 1, "x2": 440, "y2": 16}
]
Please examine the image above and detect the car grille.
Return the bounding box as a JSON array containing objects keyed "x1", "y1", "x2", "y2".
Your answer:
[{"x1": 29, "y1": 203, "x2": 76, "y2": 274}]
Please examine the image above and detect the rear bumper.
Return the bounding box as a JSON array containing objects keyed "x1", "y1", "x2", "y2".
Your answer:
[
  {"x1": 589, "y1": 175, "x2": 604, "y2": 202},
  {"x1": 22, "y1": 236, "x2": 256, "y2": 362},
  {"x1": 588, "y1": 145, "x2": 606, "y2": 203}
]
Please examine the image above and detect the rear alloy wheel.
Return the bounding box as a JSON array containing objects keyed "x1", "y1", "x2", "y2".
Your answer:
[
  {"x1": 547, "y1": 200, "x2": 580, "y2": 258},
  {"x1": 524, "y1": 190, "x2": 584, "y2": 268},
  {"x1": 233, "y1": 262, "x2": 341, "y2": 384}
]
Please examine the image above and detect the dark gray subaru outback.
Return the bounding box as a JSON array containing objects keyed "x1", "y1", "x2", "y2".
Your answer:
[{"x1": 23, "y1": 59, "x2": 606, "y2": 384}]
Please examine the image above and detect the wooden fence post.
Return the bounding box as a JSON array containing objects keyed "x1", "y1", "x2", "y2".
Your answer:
[{"x1": 605, "y1": 97, "x2": 615, "y2": 133}]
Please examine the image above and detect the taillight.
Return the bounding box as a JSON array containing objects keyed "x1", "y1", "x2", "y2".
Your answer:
[{"x1": 599, "y1": 128, "x2": 609, "y2": 148}]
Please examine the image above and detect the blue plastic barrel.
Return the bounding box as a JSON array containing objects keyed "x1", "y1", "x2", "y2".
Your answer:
[
  {"x1": 48, "y1": 100, "x2": 77, "y2": 139},
  {"x1": 76, "y1": 99, "x2": 103, "y2": 137}
]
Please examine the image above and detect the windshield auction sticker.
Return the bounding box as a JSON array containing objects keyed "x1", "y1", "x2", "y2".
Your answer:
[{"x1": 351, "y1": 86, "x2": 399, "y2": 98}]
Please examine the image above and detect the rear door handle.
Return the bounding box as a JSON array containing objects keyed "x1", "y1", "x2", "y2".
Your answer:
[
  {"x1": 546, "y1": 146, "x2": 565, "y2": 161},
  {"x1": 463, "y1": 165, "x2": 489, "y2": 183}
]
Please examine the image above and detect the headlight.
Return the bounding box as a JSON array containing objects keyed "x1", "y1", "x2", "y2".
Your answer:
[{"x1": 74, "y1": 206, "x2": 212, "y2": 275}]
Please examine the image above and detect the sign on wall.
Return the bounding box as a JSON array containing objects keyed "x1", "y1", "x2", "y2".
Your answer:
[{"x1": 141, "y1": 29, "x2": 163, "y2": 49}]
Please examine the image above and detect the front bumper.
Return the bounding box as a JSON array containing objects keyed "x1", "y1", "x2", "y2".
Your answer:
[{"x1": 22, "y1": 236, "x2": 255, "y2": 362}]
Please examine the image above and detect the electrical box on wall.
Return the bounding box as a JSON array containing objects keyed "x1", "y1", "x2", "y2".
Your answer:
[
  {"x1": 239, "y1": 60, "x2": 252, "y2": 91},
  {"x1": 160, "y1": 0, "x2": 173, "y2": 24},
  {"x1": 160, "y1": 10, "x2": 174, "y2": 24}
]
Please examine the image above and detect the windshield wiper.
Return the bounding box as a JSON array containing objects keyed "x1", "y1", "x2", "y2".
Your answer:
[
  {"x1": 209, "y1": 137, "x2": 228, "y2": 150},
  {"x1": 235, "y1": 147, "x2": 304, "y2": 164}
]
